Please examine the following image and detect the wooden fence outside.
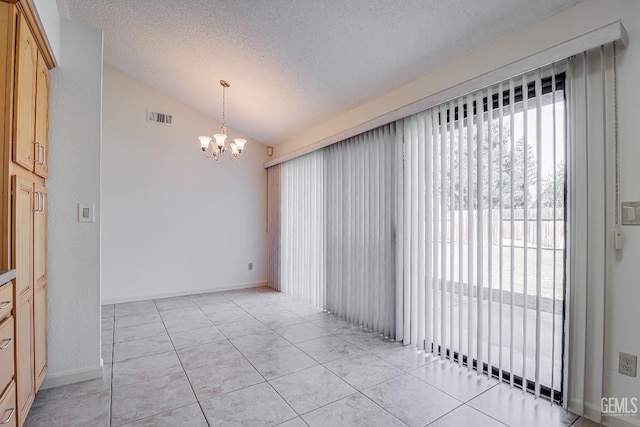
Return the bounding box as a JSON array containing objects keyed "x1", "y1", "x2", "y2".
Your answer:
[{"x1": 442, "y1": 208, "x2": 565, "y2": 249}]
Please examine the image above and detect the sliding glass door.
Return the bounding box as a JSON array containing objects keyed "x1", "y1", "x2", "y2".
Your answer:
[
  {"x1": 420, "y1": 68, "x2": 566, "y2": 402},
  {"x1": 269, "y1": 62, "x2": 570, "y2": 404}
]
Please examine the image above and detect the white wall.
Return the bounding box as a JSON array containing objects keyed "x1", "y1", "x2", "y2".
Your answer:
[
  {"x1": 101, "y1": 66, "x2": 268, "y2": 303},
  {"x1": 31, "y1": 0, "x2": 60, "y2": 62},
  {"x1": 274, "y1": 1, "x2": 640, "y2": 425},
  {"x1": 44, "y1": 17, "x2": 103, "y2": 387}
]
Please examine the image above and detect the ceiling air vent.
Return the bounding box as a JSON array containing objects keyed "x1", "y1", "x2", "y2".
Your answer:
[{"x1": 147, "y1": 109, "x2": 173, "y2": 126}]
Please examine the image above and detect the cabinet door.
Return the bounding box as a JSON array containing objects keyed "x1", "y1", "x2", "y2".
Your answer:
[
  {"x1": 34, "y1": 52, "x2": 49, "y2": 179},
  {"x1": 15, "y1": 295, "x2": 33, "y2": 427},
  {"x1": 33, "y1": 282, "x2": 46, "y2": 392},
  {"x1": 33, "y1": 184, "x2": 47, "y2": 391},
  {"x1": 13, "y1": 15, "x2": 37, "y2": 172},
  {"x1": 12, "y1": 177, "x2": 33, "y2": 299},
  {"x1": 33, "y1": 185, "x2": 46, "y2": 289},
  {"x1": 12, "y1": 176, "x2": 35, "y2": 426},
  {"x1": 0, "y1": 381, "x2": 17, "y2": 427}
]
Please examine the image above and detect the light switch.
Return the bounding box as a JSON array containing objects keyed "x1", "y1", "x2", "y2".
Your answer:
[
  {"x1": 78, "y1": 203, "x2": 95, "y2": 223},
  {"x1": 622, "y1": 202, "x2": 640, "y2": 225}
]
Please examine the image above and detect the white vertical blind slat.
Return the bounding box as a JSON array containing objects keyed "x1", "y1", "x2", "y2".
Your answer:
[
  {"x1": 425, "y1": 113, "x2": 434, "y2": 352},
  {"x1": 457, "y1": 97, "x2": 464, "y2": 367},
  {"x1": 417, "y1": 117, "x2": 427, "y2": 349},
  {"x1": 487, "y1": 86, "x2": 494, "y2": 373},
  {"x1": 466, "y1": 93, "x2": 475, "y2": 372},
  {"x1": 535, "y1": 69, "x2": 543, "y2": 399},
  {"x1": 498, "y1": 81, "x2": 505, "y2": 383},
  {"x1": 509, "y1": 78, "x2": 516, "y2": 389},
  {"x1": 522, "y1": 73, "x2": 529, "y2": 392},
  {"x1": 440, "y1": 104, "x2": 448, "y2": 358},
  {"x1": 448, "y1": 100, "x2": 456, "y2": 362},
  {"x1": 550, "y1": 67, "x2": 558, "y2": 397},
  {"x1": 476, "y1": 89, "x2": 485, "y2": 374}
]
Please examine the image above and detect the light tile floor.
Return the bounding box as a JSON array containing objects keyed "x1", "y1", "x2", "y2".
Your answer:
[{"x1": 26, "y1": 287, "x2": 591, "y2": 427}]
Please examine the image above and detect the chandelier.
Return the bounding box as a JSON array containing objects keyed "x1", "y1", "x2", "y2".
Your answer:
[{"x1": 199, "y1": 80, "x2": 247, "y2": 161}]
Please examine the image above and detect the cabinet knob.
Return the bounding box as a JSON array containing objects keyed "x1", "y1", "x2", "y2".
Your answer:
[{"x1": 0, "y1": 301, "x2": 9, "y2": 310}]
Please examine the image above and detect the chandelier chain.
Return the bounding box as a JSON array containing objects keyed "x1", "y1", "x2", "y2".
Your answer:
[{"x1": 222, "y1": 84, "x2": 226, "y2": 124}]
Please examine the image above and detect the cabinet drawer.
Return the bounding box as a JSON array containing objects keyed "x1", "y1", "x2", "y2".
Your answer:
[
  {"x1": 0, "y1": 381, "x2": 16, "y2": 427},
  {"x1": 0, "y1": 283, "x2": 12, "y2": 324},
  {"x1": 0, "y1": 317, "x2": 14, "y2": 395}
]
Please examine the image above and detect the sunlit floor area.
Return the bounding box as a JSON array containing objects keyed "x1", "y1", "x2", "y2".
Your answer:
[{"x1": 26, "y1": 287, "x2": 587, "y2": 427}]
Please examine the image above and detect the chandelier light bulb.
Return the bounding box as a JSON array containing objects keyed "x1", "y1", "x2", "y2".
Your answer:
[
  {"x1": 213, "y1": 133, "x2": 227, "y2": 147},
  {"x1": 199, "y1": 136, "x2": 212, "y2": 151},
  {"x1": 234, "y1": 138, "x2": 247, "y2": 152}
]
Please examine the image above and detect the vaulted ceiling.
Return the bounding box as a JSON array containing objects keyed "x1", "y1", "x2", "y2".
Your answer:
[{"x1": 57, "y1": 0, "x2": 582, "y2": 146}]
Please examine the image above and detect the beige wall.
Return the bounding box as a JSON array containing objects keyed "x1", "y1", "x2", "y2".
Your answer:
[
  {"x1": 101, "y1": 66, "x2": 269, "y2": 303},
  {"x1": 44, "y1": 17, "x2": 104, "y2": 387}
]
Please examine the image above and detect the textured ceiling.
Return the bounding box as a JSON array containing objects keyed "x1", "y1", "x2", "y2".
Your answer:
[{"x1": 57, "y1": 0, "x2": 582, "y2": 146}]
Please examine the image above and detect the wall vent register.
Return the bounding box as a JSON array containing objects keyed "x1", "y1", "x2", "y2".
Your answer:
[{"x1": 146, "y1": 110, "x2": 173, "y2": 125}]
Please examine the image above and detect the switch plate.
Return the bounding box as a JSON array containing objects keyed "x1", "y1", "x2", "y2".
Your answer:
[
  {"x1": 619, "y1": 352, "x2": 637, "y2": 377},
  {"x1": 621, "y1": 202, "x2": 640, "y2": 225},
  {"x1": 78, "y1": 203, "x2": 95, "y2": 223}
]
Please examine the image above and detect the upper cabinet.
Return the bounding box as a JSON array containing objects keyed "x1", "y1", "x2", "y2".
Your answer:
[
  {"x1": 13, "y1": 16, "x2": 36, "y2": 172},
  {"x1": 13, "y1": 16, "x2": 49, "y2": 179},
  {"x1": 34, "y1": 53, "x2": 49, "y2": 179}
]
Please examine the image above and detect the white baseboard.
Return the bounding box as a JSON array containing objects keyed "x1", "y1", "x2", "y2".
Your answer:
[
  {"x1": 101, "y1": 281, "x2": 268, "y2": 305},
  {"x1": 570, "y1": 398, "x2": 640, "y2": 427},
  {"x1": 604, "y1": 416, "x2": 640, "y2": 427},
  {"x1": 40, "y1": 363, "x2": 104, "y2": 390}
]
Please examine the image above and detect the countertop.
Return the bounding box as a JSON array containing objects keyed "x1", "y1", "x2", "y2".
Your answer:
[{"x1": 0, "y1": 269, "x2": 16, "y2": 286}]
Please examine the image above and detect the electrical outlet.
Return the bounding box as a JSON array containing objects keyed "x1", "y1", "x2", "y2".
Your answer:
[
  {"x1": 248, "y1": 262, "x2": 253, "y2": 271},
  {"x1": 619, "y1": 352, "x2": 637, "y2": 377}
]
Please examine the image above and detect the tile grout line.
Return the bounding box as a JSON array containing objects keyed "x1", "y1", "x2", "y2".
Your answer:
[
  {"x1": 111, "y1": 290, "x2": 539, "y2": 427},
  {"x1": 215, "y1": 292, "x2": 307, "y2": 421},
  {"x1": 227, "y1": 289, "x2": 388, "y2": 421},
  {"x1": 161, "y1": 296, "x2": 216, "y2": 427}
]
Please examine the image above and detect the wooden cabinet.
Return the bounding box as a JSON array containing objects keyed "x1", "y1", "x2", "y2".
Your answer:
[
  {"x1": 33, "y1": 53, "x2": 48, "y2": 179},
  {"x1": 33, "y1": 185, "x2": 46, "y2": 390},
  {"x1": 13, "y1": 15, "x2": 36, "y2": 173},
  {"x1": 0, "y1": 381, "x2": 16, "y2": 427},
  {"x1": 0, "y1": 314, "x2": 14, "y2": 395},
  {"x1": 11, "y1": 176, "x2": 35, "y2": 426},
  {"x1": 12, "y1": 177, "x2": 33, "y2": 299},
  {"x1": 9, "y1": 83, "x2": 50, "y2": 427},
  {"x1": 1, "y1": 2, "x2": 52, "y2": 426},
  {"x1": 14, "y1": 296, "x2": 32, "y2": 426},
  {"x1": 0, "y1": 282, "x2": 12, "y2": 323},
  {"x1": 13, "y1": 15, "x2": 49, "y2": 179},
  {"x1": 11, "y1": 176, "x2": 46, "y2": 417}
]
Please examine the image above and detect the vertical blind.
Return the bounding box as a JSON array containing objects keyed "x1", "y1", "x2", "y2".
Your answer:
[
  {"x1": 399, "y1": 64, "x2": 567, "y2": 401},
  {"x1": 325, "y1": 125, "x2": 400, "y2": 338},
  {"x1": 267, "y1": 42, "x2": 617, "y2": 408},
  {"x1": 565, "y1": 44, "x2": 616, "y2": 419},
  {"x1": 277, "y1": 151, "x2": 325, "y2": 306}
]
